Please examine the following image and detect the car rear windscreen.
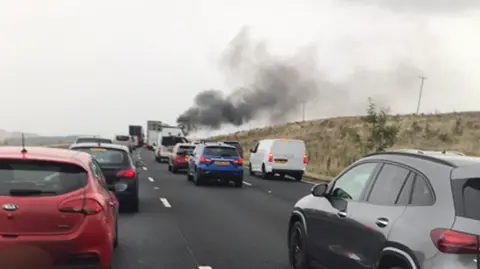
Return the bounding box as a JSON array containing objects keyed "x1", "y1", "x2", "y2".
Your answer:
[
  {"x1": 0, "y1": 159, "x2": 87, "y2": 196},
  {"x1": 115, "y1": 135, "x2": 130, "y2": 141},
  {"x1": 204, "y1": 146, "x2": 239, "y2": 157},
  {"x1": 452, "y1": 178, "x2": 480, "y2": 220},
  {"x1": 162, "y1": 136, "x2": 188, "y2": 147},
  {"x1": 272, "y1": 140, "x2": 305, "y2": 156},
  {"x1": 223, "y1": 142, "x2": 242, "y2": 151},
  {"x1": 72, "y1": 147, "x2": 129, "y2": 166},
  {"x1": 178, "y1": 146, "x2": 195, "y2": 155},
  {"x1": 76, "y1": 138, "x2": 113, "y2": 144}
]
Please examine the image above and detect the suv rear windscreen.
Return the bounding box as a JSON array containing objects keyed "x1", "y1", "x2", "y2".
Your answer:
[
  {"x1": 204, "y1": 146, "x2": 239, "y2": 157},
  {"x1": 162, "y1": 136, "x2": 188, "y2": 147},
  {"x1": 0, "y1": 159, "x2": 87, "y2": 196},
  {"x1": 177, "y1": 146, "x2": 195, "y2": 155},
  {"x1": 452, "y1": 178, "x2": 480, "y2": 220},
  {"x1": 76, "y1": 138, "x2": 113, "y2": 144},
  {"x1": 115, "y1": 135, "x2": 130, "y2": 141},
  {"x1": 72, "y1": 147, "x2": 130, "y2": 166},
  {"x1": 223, "y1": 142, "x2": 242, "y2": 152}
]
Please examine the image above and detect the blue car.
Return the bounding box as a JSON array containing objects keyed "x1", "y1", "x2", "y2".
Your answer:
[{"x1": 187, "y1": 142, "x2": 244, "y2": 187}]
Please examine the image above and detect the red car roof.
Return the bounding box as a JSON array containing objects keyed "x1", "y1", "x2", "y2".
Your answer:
[{"x1": 0, "y1": 146, "x2": 91, "y2": 169}]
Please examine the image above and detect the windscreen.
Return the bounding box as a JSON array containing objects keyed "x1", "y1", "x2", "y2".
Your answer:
[
  {"x1": 272, "y1": 140, "x2": 305, "y2": 156},
  {"x1": 452, "y1": 178, "x2": 480, "y2": 220},
  {"x1": 0, "y1": 159, "x2": 87, "y2": 196},
  {"x1": 223, "y1": 142, "x2": 242, "y2": 151},
  {"x1": 115, "y1": 135, "x2": 130, "y2": 141},
  {"x1": 76, "y1": 138, "x2": 113, "y2": 144},
  {"x1": 72, "y1": 147, "x2": 129, "y2": 166},
  {"x1": 177, "y1": 146, "x2": 195, "y2": 155},
  {"x1": 162, "y1": 136, "x2": 188, "y2": 147},
  {"x1": 204, "y1": 146, "x2": 239, "y2": 157}
]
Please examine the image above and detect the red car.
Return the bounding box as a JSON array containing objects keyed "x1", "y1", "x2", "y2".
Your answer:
[
  {"x1": 168, "y1": 143, "x2": 196, "y2": 173},
  {"x1": 0, "y1": 146, "x2": 119, "y2": 269}
]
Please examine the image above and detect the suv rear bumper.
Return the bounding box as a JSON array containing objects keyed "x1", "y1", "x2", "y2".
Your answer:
[
  {"x1": 270, "y1": 169, "x2": 303, "y2": 176},
  {"x1": 198, "y1": 170, "x2": 243, "y2": 181}
]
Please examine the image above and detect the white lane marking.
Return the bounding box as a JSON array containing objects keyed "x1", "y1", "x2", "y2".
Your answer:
[
  {"x1": 160, "y1": 198, "x2": 171, "y2": 208},
  {"x1": 153, "y1": 186, "x2": 159, "y2": 190},
  {"x1": 302, "y1": 180, "x2": 316, "y2": 185},
  {"x1": 243, "y1": 181, "x2": 252, "y2": 186},
  {"x1": 148, "y1": 177, "x2": 154, "y2": 182},
  {"x1": 143, "y1": 167, "x2": 147, "y2": 170},
  {"x1": 199, "y1": 266, "x2": 212, "y2": 269},
  {"x1": 267, "y1": 190, "x2": 272, "y2": 193}
]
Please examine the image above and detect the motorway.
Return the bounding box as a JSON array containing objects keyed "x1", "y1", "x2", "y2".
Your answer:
[{"x1": 111, "y1": 148, "x2": 317, "y2": 269}]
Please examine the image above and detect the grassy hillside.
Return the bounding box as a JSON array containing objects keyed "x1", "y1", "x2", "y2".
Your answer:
[{"x1": 212, "y1": 111, "x2": 480, "y2": 179}]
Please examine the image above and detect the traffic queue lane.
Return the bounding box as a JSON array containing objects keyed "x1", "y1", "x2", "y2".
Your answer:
[{"x1": 111, "y1": 148, "x2": 315, "y2": 269}]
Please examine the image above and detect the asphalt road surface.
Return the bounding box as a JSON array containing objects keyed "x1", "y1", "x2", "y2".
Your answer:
[{"x1": 111, "y1": 148, "x2": 316, "y2": 269}]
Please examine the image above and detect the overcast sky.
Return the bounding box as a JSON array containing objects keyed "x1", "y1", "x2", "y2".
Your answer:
[{"x1": 1, "y1": 0, "x2": 479, "y2": 138}]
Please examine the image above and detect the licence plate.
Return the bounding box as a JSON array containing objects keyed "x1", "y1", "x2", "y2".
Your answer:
[
  {"x1": 275, "y1": 160, "x2": 288, "y2": 164},
  {"x1": 215, "y1": 161, "x2": 229, "y2": 165}
]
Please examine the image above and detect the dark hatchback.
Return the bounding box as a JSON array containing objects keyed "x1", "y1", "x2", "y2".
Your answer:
[
  {"x1": 222, "y1": 141, "x2": 243, "y2": 158},
  {"x1": 70, "y1": 142, "x2": 141, "y2": 212}
]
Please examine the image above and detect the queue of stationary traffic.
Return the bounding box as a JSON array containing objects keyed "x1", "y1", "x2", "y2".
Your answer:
[{"x1": 1, "y1": 130, "x2": 480, "y2": 269}]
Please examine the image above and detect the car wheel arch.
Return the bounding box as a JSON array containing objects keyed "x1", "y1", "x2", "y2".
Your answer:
[
  {"x1": 378, "y1": 246, "x2": 418, "y2": 269},
  {"x1": 288, "y1": 210, "x2": 308, "y2": 244}
]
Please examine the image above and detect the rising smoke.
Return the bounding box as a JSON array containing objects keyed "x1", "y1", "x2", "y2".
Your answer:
[{"x1": 177, "y1": 27, "x2": 326, "y2": 132}]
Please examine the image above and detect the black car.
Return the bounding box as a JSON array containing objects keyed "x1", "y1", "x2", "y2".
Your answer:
[
  {"x1": 222, "y1": 141, "x2": 243, "y2": 158},
  {"x1": 70, "y1": 142, "x2": 141, "y2": 212},
  {"x1": 288, "y1": 150, "x2": 480, "y2": 269}
]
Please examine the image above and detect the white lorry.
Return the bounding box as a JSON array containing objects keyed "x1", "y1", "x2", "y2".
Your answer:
[{"x1": 154, "y1": 126, "x2": 188, "y2": 163}]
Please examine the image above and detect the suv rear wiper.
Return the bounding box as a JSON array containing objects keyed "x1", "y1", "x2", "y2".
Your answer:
[{"x1": 9, "y1": 189, "x2": 57, "y2": 196}]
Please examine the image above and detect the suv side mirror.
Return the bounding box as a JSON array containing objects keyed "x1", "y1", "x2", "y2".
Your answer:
[
  {"x1": 311, "y1": 183, "x2": 328, "y2": 197},
  {"x1": 250, "y1": 148, "x2": 254, "y2": 153}
]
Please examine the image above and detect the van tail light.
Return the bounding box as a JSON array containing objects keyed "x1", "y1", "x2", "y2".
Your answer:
[
  {"x1": 233, "y1": 158, "x2": 243, "y2": 165},
  {"x1": 430, "y1": 228, "x2": 479, "y2": 254},
  {"x1": 199, "y1": 155, "x2": 212, "y2": 163},
  {"x1": 268, "y1": 152, "x2": 273, "y2": 162},
  {"x1": 116, "y1": 169, "x2": 135, "y2": 178},
  {"x1": 303, "y1": 154, "x2": 308, "y2": 164},
  {"x1": 59, "y1": 197, "x2": 103, "y2": 215}
]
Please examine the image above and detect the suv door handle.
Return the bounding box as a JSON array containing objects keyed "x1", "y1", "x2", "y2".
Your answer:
[
  {"x1": 375, "y1": 218, "x2": 389, "y2": 228},
  {"x1": 336, "y1": 211, "x2": 347, "y2": 218}
]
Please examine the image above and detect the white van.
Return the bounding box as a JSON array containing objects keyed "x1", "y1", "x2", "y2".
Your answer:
[
  {"x1": 154, "y1": 135, "x2": 189, "y2": 163},
  {"x1": 248, "y1": 139, "x2": 307, "y2": 181},
  {"x1": 114, "y1": 135, "x2": 133, "y2": 152}
]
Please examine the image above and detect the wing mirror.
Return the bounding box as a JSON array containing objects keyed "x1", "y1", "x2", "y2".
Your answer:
[
  {"x1": 250, "y1": 148, "x2": 254, "y2": 153},
  {"x1": 311, "y1": 183, "x2": 328, "y2": 197}
]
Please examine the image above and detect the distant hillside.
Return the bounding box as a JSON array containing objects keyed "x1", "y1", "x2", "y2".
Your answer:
[
  {"x1": 3, "y1": 136, "x2": 79, "y2": 146},
  {"x1": 0, "y1": 129, "x2": 39, "y2": 140},
  {"x1": 212, "y1": 111, "x2": 480, "y2": 178}
]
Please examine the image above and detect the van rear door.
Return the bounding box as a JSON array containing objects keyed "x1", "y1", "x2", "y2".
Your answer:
[{"x1": 271, "y1": 140, "x2": 305, "y2": 170}]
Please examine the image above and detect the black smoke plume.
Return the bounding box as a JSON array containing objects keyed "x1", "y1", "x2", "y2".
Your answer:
[{"x1": 177, "y1": 27, "x2": 321, "y2": 132}]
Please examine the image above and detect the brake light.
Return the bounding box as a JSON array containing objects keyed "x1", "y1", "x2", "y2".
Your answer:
[
  {"x1": 233, "y1": 158, "x2": 243, "y2": 165},
  {"x1": 430, "y1": 228, "x2": 479, "y2": 254},
  {"x1": 303, "y1": 154, "x2": 308, "y2": 164},
  {"x1": 199, "y1": 155, "x2": 211, "y2": 163},
  {"x1": 59, "y1": 197, "x2": 103, "y2": 215},
  {"x1": 268, "y1": 152, "x2": 273, "y2": 162},
  {"x1": 116, "y1": 169, "x2": 135, "y2": 178}
]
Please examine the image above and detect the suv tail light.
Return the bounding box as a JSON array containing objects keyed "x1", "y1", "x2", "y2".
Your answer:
[
  {"x1": 303, "y1": 154, "x2": 308, "y2": 164},
  {"x1": 233, "y1": 158, "x2": 243, "y2": 165},
  {"x1": 59, "y1": 197, "x2": 103, "y2": 215},
  {"x1": 430, "y1": 228, "x2": 479, "y2": 254},
  {"x1": 116, "y1": 169, "x2": 135, "y2": 178},
  {"x1": 268, "y1": 152, "x2": 273, "y2": 162},
  {"x1": 199, "y1": 156, "x2": 212, "y2": 163}
]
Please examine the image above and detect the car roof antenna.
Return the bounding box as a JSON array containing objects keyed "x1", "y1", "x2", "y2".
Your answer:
[{"x1": 21, "y1": 132, "x2": 28, "y2": 154}]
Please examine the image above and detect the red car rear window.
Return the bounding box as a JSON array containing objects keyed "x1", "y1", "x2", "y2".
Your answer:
[{"x1": 0, "y1": 159, "x2": 88, "y2": 196}]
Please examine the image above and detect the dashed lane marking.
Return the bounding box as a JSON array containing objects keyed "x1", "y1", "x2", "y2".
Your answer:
[
  {"x1": 142, "y1": 167, "x2": 147, "y2": 171},
  {"x1": 199, "y1": 267, "x2": 212, "y2": 269},
  {"x1": 148, "y1": 177, "x2": 154, "y2": 182},
  {"x1": 160, "y1": 198, "x2": 171, "y2": 208},
  {"x1": 243, "y1": 181, "x2": 252, "y2": 186},
  {"x1": 302, "y1": 180, "x2": 316, "y2": 185},
  {"x1": 153, "y1": 186, "x2": 159, "y2": 190}
]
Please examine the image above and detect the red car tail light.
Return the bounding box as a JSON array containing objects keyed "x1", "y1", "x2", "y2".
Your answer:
[
  {"x1": 233, "y1": 158, "x2": 243, "y2": 165},
  {"x1": 430, "y1": 228, "x2": 479, "y2": 254},
  {"x1": 199, "y1": 156, "x2": 212, "y2": 163},
  {"x1": 59, "y1": 197, "x2": 103, "y2": 215},
  {"x1": 268, "y1": 152, "x2": 273, "y2": 162},
  {"x1": 116, "y1": 169, "x2": 135, "y2": 178},
  {"x1": 303, "y1": 154, "x2": 308, "y2": 164}
]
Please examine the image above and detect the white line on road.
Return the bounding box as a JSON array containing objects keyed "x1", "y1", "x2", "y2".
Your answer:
[
  {"x1": 199, "y1": 267, "x2": 212, "y2": 269},
  {"x1": 148, "y1": 177, "x2": 154, "y2": 182},
  {"x1": 142, "y1": 167, "x2": 147, "y2": 171},
  {"x1": 302, "y1": 180, "x2": 316, "y2": 185},
  {"x1": 243, "y1": 181, "x2": 252, "y2": 186},
  {"x1": 160, "y1": 198, "x2": 171, "y2": 208},
  {"x1": 153, "y1": 186, "x2": 159, "y2": 190}
]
